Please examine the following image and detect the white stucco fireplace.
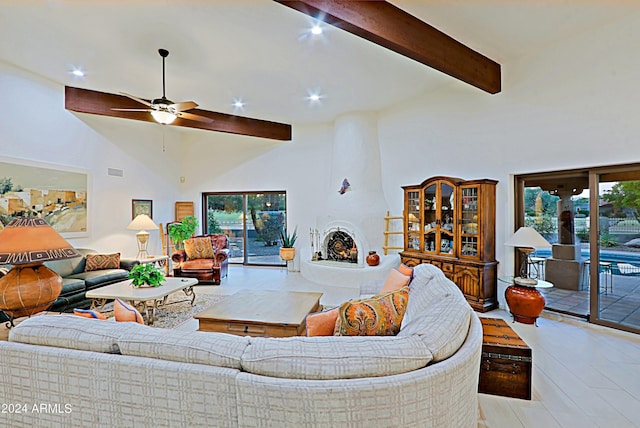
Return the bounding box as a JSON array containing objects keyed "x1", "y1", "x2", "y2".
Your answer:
[{"x1": 300, "y1": 112, "x2": 399, "y2": 289}]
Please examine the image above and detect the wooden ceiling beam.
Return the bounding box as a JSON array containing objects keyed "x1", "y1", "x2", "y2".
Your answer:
[
  {"x1": 64, "y1": 86, "x2": 292, "y2": 141},
  {"x1": 275, "y1": 0, "x2": 501, "y2": 94}
]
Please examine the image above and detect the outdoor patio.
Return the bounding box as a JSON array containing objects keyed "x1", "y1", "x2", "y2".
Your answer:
[{"x1": 541, "y1": 271, "x2": 640, "y2": 329}]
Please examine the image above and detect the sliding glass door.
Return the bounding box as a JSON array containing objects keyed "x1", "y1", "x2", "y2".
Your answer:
[
  {"x1": 203, "y1": 191, "x2": 286, "y2": 266},
  {"x1": 516, "y1": 164, "x2": 640, "y2": 334}
]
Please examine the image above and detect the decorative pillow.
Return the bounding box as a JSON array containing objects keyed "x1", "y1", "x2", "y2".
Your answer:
[
  {"x1": 380, "y1": 268, "x2": 411, "y2": 293},
  {"x1": 398, "y1": 263, "x2": 414, "y2": 278},
  {"x1": 334, "y1": 287, "x2": 409, "y2": 336},
  {"x1": 184, "y1": 237, "x2": 215, "y2": 260},
  {"x1": 305, "y1": 307, "x2": 339, "y2": 336},
  {"x1": 73, "y1": 308, "x2": 107, "y2": 320},
  {"x1": 84, "y1": 253, "x2": 121, "y2": 272},
  {"x1": 114, "y1": 298, "x2": 144, "y2": 324}
]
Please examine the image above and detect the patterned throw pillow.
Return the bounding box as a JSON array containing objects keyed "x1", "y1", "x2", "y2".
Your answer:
[
  {"x1": 84, "y1": 253, "x2": 121, "y2": 272},
  {"x1": 184, "y1": 237, "x2": 215, "y2": 260},
  {"x1": 73, "y1": 308, "x2": 107, "y2": 320},
  {"x1": 114, "y1": 298, "x2": 144, "y2": 324},
  {"x1": 334, "y1": 287, "x2": 409, "y2": 336}
]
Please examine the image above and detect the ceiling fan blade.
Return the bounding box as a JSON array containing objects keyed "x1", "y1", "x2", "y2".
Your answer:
[
  {"x1": 111, "y1": 108, "x2": 152, "y2": 112},
  {"x1": 120, "y1": 92, "x2": 153, "y2": 107},
  {"x1": 178, "y1": 111, "x2": 214, "y2": 123},
  {"x1": 171, "y1": 101, "x2": 198, "y2": 112}
]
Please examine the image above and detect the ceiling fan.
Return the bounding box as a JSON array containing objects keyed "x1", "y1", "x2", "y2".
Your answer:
[{"x1": 112, "y1": 48, "x2": 213, "y2": 125}]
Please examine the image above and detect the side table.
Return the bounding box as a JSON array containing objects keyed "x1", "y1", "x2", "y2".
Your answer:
[{"x1": 501, "y1": 278, "x2": 553, "y2": 326}]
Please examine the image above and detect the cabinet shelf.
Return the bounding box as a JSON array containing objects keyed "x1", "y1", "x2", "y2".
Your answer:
[{"x1": 401, "y1": 176, "x2": 498, "y2": 312}]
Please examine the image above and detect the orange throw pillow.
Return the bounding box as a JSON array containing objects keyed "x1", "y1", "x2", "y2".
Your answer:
[
  {"x1": 398, "y1": 263, "x2": 414, "y2": 278},
  {"x1": 84, "y1": 253, "x2": 121, "y2": 272},
  {"x1": 334, "y1": 287, "x2": 409, "y2": 336},
  {"x1": 380, "y1": 268, "x2": 411, "y2": 293},
  {"x1": 73, "y1": 308, "x2": 107, "y2": 320},
  {"x1": 114, "y1": 298, "x2": 144, "y2": 324},
  {"x1": 306, "y1": 308, "x2": 339, "y2": 336}
]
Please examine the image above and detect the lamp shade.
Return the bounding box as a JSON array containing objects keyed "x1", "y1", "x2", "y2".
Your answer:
[
  {"x1": 0, "y1": 217, "x2": 80, "y2": 265},
  {"x1": 504, "y1": 227, "x2": 551, "y2": 249},
  {"x1": 127, "y1": 214, "x2": 159, "y2": 231}
]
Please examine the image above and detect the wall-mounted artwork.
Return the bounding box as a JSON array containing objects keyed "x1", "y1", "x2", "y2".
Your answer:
[
  {"x1": 132, "y1": 199, "x2": 153, "y2": 219},
  {"x1": 0, "y1": 157, "x2": 89, "y2": 238}
]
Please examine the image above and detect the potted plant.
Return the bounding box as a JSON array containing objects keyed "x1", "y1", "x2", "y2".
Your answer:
[
  {"x1": 128, "y1": 263, "x2": 165, "y2": 288},
  {"x1": 168, "y1": 215, "x2": 198, "y2": 250},
  {"x1": 279, "y1": 226, "x2": 297, "y2": 261}
]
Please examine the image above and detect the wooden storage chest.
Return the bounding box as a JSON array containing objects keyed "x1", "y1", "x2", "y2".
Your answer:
[{"x1": 478, "y1": 318, "x2": 532, "y2": 400}]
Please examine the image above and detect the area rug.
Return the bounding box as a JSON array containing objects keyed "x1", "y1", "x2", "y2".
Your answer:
[{"x1": 98, "y1": 292, "x2": 227, "y2": 329}]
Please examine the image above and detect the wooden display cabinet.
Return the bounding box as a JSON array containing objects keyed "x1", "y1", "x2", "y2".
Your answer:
[{"x1": 401, "y1": 176, "x2": 498, "y2": 312}]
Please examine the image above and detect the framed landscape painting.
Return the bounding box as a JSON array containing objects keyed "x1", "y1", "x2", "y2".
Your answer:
[{"x1": 0, "y1": 156, "x2": 89, "y2": 238}]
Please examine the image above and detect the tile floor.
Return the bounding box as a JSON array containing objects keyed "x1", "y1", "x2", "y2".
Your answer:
[{"x1": 185, "y1": 265, "x2": 640, "y2": 427}]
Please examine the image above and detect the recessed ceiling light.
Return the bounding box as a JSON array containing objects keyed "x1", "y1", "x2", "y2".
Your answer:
[
  {"x1": 70, "y1": 68, "x2": 85, "y2": 77},
  {"x1": 311, "y1": 24, "x2": 322, "y2": 35},
  {"x1": 232, "y1": 98, "x2": 245, "y2": 112},
  {"x1": 309, "y1": 94, "x2": 320, "y2": 101}
]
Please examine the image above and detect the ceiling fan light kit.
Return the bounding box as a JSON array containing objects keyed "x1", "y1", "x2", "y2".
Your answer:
[{"x1": 150, "y1": 110, "x2": 177, "y2": 125}]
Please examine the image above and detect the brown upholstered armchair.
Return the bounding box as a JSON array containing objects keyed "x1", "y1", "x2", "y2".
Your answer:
[{"x1": 171, "y1": 234, "x2": 229, "y2": 284}]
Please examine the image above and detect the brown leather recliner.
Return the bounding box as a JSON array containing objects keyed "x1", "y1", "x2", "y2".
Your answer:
[{"x1": 171, "y1": 234, "x2": 229, "y2": 284}]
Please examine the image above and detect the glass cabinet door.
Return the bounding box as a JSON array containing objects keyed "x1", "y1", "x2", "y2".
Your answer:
[
  {"x1": 439, "y1": 183, "x2": 455, "y2": 256},
  {"x1": 423, "y1": 184, "x2": 437, "y2": 253},
  {"x1": 460, "y1": 186, "x2": 479, "y2": 258},
  {"x1": 406, "y1": 190, "x2": 421, "y2": 250}
]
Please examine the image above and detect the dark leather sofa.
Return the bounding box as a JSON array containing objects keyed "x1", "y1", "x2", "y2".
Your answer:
[
  {"x1": 171, "y1": 234, "x2": 229, "y2": 284},
  {"x1": 0, "y1": 249, "x2": 138, "y2": 322}
]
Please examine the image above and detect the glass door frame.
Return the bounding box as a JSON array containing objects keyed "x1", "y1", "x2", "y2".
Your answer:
[
  {"x1": 516, "y1": 163, "x2": 640, "y2": 335},
  {"x1": 202, "y1": 190, "x2": 287, "y2": 267}
]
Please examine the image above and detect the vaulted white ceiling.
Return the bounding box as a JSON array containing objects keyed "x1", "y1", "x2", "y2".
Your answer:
[{"x1": 0, "y1": 1, "x2": 633, "y2": 126}]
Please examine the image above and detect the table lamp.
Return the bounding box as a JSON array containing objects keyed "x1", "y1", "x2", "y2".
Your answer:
[
  {"x1": 505, "y1": 226, "x2": 551, "y2": 286},
  {"x1": 127, "y1": 214, "x2": 159, "y2": 259},
  {"x1": 0, "y1": 217, "x2": 80, "y2": 326}
]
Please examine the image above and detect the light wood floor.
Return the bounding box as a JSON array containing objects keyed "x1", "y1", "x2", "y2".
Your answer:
[{"x1": 4, "y1": 265, "x2": 640, "y2": 427}]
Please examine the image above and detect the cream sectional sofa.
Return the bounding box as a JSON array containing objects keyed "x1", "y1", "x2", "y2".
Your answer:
[{"x1": 0, "y1": 264, "x2": 482, "y2": 428}]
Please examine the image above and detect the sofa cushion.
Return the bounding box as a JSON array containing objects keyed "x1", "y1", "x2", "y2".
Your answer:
[
  {"x1": 84, "y1": 253, "x2": 121, "y2": 271},
  {"x1": 241, "y1": 335, "x2": 432, "y2": 380},
  {"x1": 8, "y1": 315, "x2": 141, "y2": 353},
  {"x1": 402, "y1": 263, "x2": 450, "y2": 327},
  {"x1": 181, "y1": 259, "x2": 215, "y2": 271},
  {"x1": 117, "y1": 329, "x2": 250, "y2": 370},
  {"x1": 66, "y1": 269, "x2": 129, "y2": 289},
  {"x1": 184, "y1": 237, "x2": 215, "y2": 260},
  {"x1": 45, "y1": 254, "x2": 85, "y2": 277},
  {"x1": 398, "y1": 286, "x2": 472, "y2": 362},
  {"x1": 335, "y1": 287, "x2": 408, "y2": 336},
  {"x1": 59, "y1": 277, "x2": 86, "y2": 296}
]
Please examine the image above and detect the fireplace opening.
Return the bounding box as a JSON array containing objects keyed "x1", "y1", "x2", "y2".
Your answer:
[{"x1": 325, "y1": 230, "x2": 358, "y2": 263}]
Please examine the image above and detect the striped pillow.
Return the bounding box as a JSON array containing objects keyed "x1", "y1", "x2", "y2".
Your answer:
[
  {"x1": 114, "y1": 298, "x2": 144, "y2": 324},
  {"x1": 73, "y1": 308, "x2": 107, "y2": 320},
  {"x1": 84, "y1": 253, "x2": 120, "y2": 272}
]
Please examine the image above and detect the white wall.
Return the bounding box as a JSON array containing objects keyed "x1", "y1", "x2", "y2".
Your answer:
[
  {"x1": 377, "y1": 10, "x2": 640, "y2": 304},
  {"x1": 0, "y1": 60, "x2": 183, "y2": 257},
  {"x1": 180, "y1": 122, "x2": 333, "y2": 263},
  {"x1": 3, "y1": 8, "x2": 640, "y2": 306}
]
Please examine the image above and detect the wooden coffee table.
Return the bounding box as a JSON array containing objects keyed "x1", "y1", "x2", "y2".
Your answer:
[
  {"x1": 194, "y1": 290, "x2": 322, "y2": 337},
  {"x1": 86, "y1": 277, "x2": 198, "y2": 325}
]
